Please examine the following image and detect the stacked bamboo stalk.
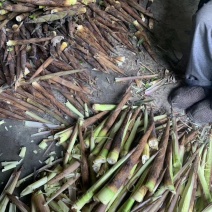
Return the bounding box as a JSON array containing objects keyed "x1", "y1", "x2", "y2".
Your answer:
[{"x1": 1, "y1": 88, "x2": 211, "y2": 212}]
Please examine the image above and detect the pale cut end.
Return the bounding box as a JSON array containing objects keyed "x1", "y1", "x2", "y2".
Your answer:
[
  {"x1": 32, "y1": 81, "x2": 39, "y2": 87},
  {"x1": 114, "y1": 56, "x2": 125, "y2": 66},
  {"x1": 115, "y1": 1, "x2": 121, "y2": 6},
  {"x1": 93, "y1": 156, "x2": 107, "y2": 164},
  {"x1": 51, "y1": 31, "x2": 57, "y2": 36},
  {"x1": 12, "y1": 24, "x2": 19, "y2": 30},
  {"x1": 148, "y1": 138, "x2": 158, "y2": 150},
  {"x1": 142, "y1": 155, "x2": 149, "y2": 164},
  {"x1": 92, "y1": 104, "x2": 100, "y2": 111},
  {"x1": 94, "y1": 187, "x2": 116, "y2": 205},
  {"x1": 141, "y1": 14, "x2": 146, "y2": 22},
  {"x1": 92, "y1": 163, "x2": 101, "y2": 173},
  {"x1": 38, "y1": 140, "x2": 48, "y2": 150},
  {"x1": 65, "y1": 0, "x2": 77, "y2": 6},
  {"x1": 6, "y1": 40, "x2": 15, "y2": 46},
  {"x1": 145, "y1": 180, "x2": 155, "y2": 193},
  {"x1": 0, "y1": 9, "x2": 8, "y2": 15},
  {"x1": 84, "y1": 138, "x2": 90, "y2": 148},
  {"x1": 78, "y1": 7, "x2": 87, "y2": 14},
  {"x1": 24, "y1": 67, "x2": 30, "y2": 76},
  {"x1": 19, "y1": 147, "x2": 27, "y2": 158},
  {"x1": 132, "y1": 186, "x2": 148, "y2": 202},
  {"x1": 51, "y1": 9, "x2": 59, "y2": 13},
  {"x1": 16, "y1": 15, "x2": 23, "y2": 22},
  {"x1": 77, "y1": 25, "x2": 84, "y2": 33},
  {"x1": 167, "y1": 185, "x2": 176, "y2": 194},
  {"x1": 149, "y1": 19, "x2": 154, "y2": 30},
  {"x1": 26, "y1": 45, "x2": 32, "y2": 52},
  {"x1": 133, "y1": 20, "x2": 139, "y2": 26},
  {"x1": 107, "y1": 152, "x2": 119, "y2": 165},
  {"x1": 82, "y1": 0, "x2": 96, "y2": 5}
]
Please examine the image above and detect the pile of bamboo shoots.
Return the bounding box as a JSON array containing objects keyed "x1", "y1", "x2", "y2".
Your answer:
[
  {"x1": 1, "y1": 88, "x2": 212, "y2": 212},
  {"x1": 0, "y1": 0, "x2": 156, "y2": 87},
  {"x1": 0, "y1": 0, "x2": 157, "y2": 122}
]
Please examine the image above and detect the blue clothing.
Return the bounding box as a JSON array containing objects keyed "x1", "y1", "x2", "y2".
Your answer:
[
  {"x1": 198, "y1": 0, "x2": 211, "y2": 9},
  {"x1": 186, "y1": 0, "x2": 212, "y2": 87}
]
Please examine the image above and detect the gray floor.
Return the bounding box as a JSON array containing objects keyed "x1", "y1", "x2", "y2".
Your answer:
[{"x1": 0, "y1": 0, "x2": 199, "y2": 192}]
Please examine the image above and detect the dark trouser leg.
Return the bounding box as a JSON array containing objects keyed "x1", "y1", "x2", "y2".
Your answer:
[{"x1": 185, "y1": 0, "x2": 212, "y2": 87}]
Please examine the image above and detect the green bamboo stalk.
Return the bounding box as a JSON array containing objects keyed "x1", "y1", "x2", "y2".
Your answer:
[
  {"x1": 20, "y1": 177, "x2": 48, "y2": 197},
  {"x1": 16, "y1": 158, "x2": 62, "y2": 188},
  {"x1": 198, "y1": 159, "x2": 212, "y2": 202},
  {"x1": 90, "y1": 138, "x2": 108, "y2": 158},
  {"x1": 151, "y1": 168, "x2": 167, "y2": 195},
  {"x1": 45, "y1": 174, "x2": 80, "y2": 205},
  {"x1": 121, "y1": 106, "x2": 143, "y2": 146},
  {"x1": 145, "y1": 120, "x2": 170, "y2": 192},
  {"x1": 27, "y1": 98, "x2": 69, "y2": 125},
  {"x1": 93, "y1": 111, "x2": 127, "y2": 164},
  {"x1": 107, "y1": 111, "x2": 132, "y2": 164},
  {"x1": 97, "y1": 162, "x2": 109, "y2": 177},
  {"x1": 94, "y1": 122, "x2": 154, "y2": 205},
  {"x1": 111, "y1": 154, "x2": 157, "y2": 212},
  {"x1": 84, "y1": 118, "x2": 108, "y2": 148},
  {"x1": 25, "y1": 111, "x2": 53, "y2": 124},
  {"x1": 54, "y1": 127, "x2": 73, "y2": 145},
  {"x1": 179, "y1": 135, "x2": 186, "y2": 164},
  {"x1": 8, "y1": 203, "x2": 16, "y2": 212},
  {"x1": 178, "y1": 157, "x2": 199, "y2": 212},
  {"x1": 48, "y1": 160, "x2": 80, "y2": 185},
  {"x1": 121, "y1": 114, "x2": 142, "y2": 156},
  {"x1": 148, "y1": 110, "x2": 158, "y2": 150},
  {"x1": 195, "y1": 197, "x2": 207, "y2": 212},
  {"x1": 143, "y1": 107, "x2": 148, "y2": 133},
  {"x1": 106, "y1": 188, "x2": 124, "y2": 211},
  {"x1": 94, "y1": 88, "x2": 132, "y2": 144},
  {"x1": 90, "y1": 127, "x2": 95, "y2": 152},
  {"x1": 143, "y1": 191, "x2": 169, "y2": 212},
  {"x1": 63, "y1": 122, "x2": 79, "y2": 165},
  {"x1": 0, "y1": 169, "x2": 21, "y2": 211},
  {"x1": 132, "y1": 109, "x2": 152, "y2": 168},
  {"x1": 65, "y1": 101, "x2": 84, "y2": 118},
  {"x1": 92, "y1": 104, "x2": 137, "y2": 111},
  {"x1": 166, "y1": 178, "x2": 184, "y2": 212},
  {"x1": 84, "y1": 103, "x2": 89, "y2": 117},
  {"x1": 189, "y1": 157, "x2": 199, "y2": 211},
  {"x1": 202, "y1": 203, "x2": 212, "y2": 212},
  {"x1": 78, "y1": 119, "x2": 90, "y2": 191},
  {"x1": 72, "y1": 149, "x2": 135, "y2": 211},
  {"x1": 141, "y1": 144, "x2": 150, "y2": 164},
  {"x1": 127, "y1": 186, "x2": 148, "y2": 209},
  {"x1": 205, "y1": 131, "x2": 212, "y2": 190},
  {"x1": 48, "y1": 200, "x2": 63, "y2": 212},
  {"x1": 163, "y1": 141, "x2": 175, "y2": 193},
  {"x1": 88, "y1": 154, "x2": 97, "y2": 185},
  {"x1": 171, "y1": 116, "x2": 182, "y2": 175},
  {"x1": 173, "y1": 144, "x2": 205, "y2": 182}
]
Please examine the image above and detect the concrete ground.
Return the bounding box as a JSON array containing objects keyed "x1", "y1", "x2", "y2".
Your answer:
[{"x1": 0, "y1": 0, "x2": 199, "y2": 193}]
